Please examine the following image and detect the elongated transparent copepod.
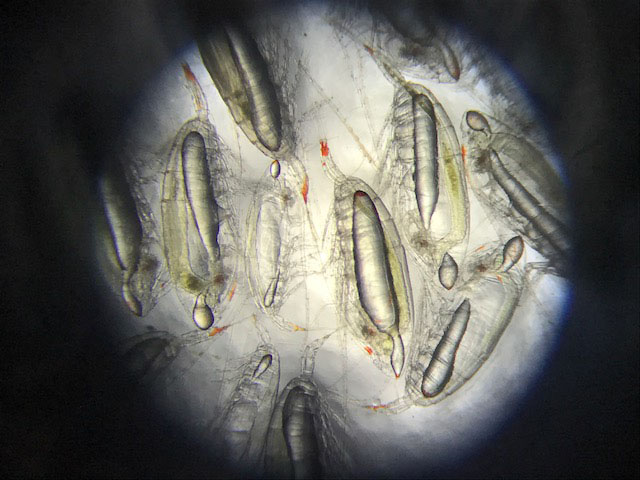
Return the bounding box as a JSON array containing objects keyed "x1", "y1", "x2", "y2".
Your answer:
[
  {"x1": 415, "y1": 266, "x2": 524, "y2": 406},
  {"x1": 245, "y1": 187, "x2": 286, "y2": 313},
  {"x1": 368, "y1": 247, "x2": 525, "y2": 413},
  {"x1": 412, "y1": 93, "x2": 439, "y2": 233},
  {"x1": 462, "y1": 109, "x2": 569, "y2": 273},
  {"x1": 352, "y1": 190, "x2": 405, "y2": 377},
  {"x1": 198, "y1": 22, "x2": 282, "y2": 154},
  {"x1": 119, "y1": 328, "x2": 219, "y2": 384},
  {"x1": 99, "y1": 163, "x2": 144, "y2": 316},
  {"x1": 463, "y1": 109, "x2": 567, "y2": 218},
  {"x1": 264, "y1": 333, "x2": 351, "y2": 479},
  {"x1": 487, "y1": 149, "x2": 570, "y2": 273},
  {"x1": 161, "y1": 114, "x2": 237, "y2": 324},
  {"x1": 218, "y1": 343, "x2": 280, "y2": 473},
  {"x1": 375, "y1": 2, "x2": 461, "y2": 82},
  {"x1": 322, "y1": 152, "x2": 413, "y2": 378},
  {"x1": 385, "y1": 81, "x2": 469, "y2": 264}
]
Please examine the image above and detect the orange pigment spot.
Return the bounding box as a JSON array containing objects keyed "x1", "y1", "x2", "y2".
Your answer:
[
  {"x1": 366, "y1": 403, "x2": 389, "y2": 412},
  {"x1": 474, "y1": 244, "x2": 486, "y2": 252},
  {"x1": 181, "y1": 63, "x2": 196, "y2": 83},
  {"x1": 290, "y1": 323, "x2": 307, "y2": 332},
  {"x1": 461, "y1": 145, "x2": 467, "y2": 162},
  {"x1": 496, "y1": 274, "x2": 504, "y2": 285},
  {"x1": 208, "y1": 325, "x2": 229, "y2": 337},
  {"x1": 320, "y1": 140, "x2": 329, "y2": 157},
  {"x1": 227, "y1": 281, "x2": 237, "y2": 301},
  {"x1": 364, "y1": 346, "x2": 373, "y2": 355},
  {"x1": 301, "y1": 175, "x2": 309, "y2": 204}
]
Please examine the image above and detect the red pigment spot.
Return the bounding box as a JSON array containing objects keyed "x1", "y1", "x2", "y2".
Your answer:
[
  {"x1": 182, "y1": 63, "x2": 196, "y2": 83},
  {"x1": 364, "y1": 346, "x2": 373, "y2": 355},
  {"x1": 461, "y1": 145, "x2": 467, "y2": 162},
  {"x1": 363, "y1": 44, "x2": 374, "y2": 55},
  {"x1": 208, "y1": 325, "x2": 229, "y2": 337},
  {"x1": 366, "y1": 403, "x2": 388, "y2": 412},
  {"x1": 301, "y1": 175, "x2": 309, "y2": 204},
  {"x1": 496, "y1": 274, "x2": 504, "y2": 285},
  {"x1": 227, "y1": 281, "x2": 237, "y2": 301},
  {"x1": 355, "y1": 190, "x2": 367, "y2": 198},
  {"x1": 320, "y1": 139, "x2": 329, "y2": 157}
]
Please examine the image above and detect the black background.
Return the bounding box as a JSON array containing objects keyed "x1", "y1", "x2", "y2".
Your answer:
[{"x1": 1, "y1": 1, "x2": 638, "y2": 478}]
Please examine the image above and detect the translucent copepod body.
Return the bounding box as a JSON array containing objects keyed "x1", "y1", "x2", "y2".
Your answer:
[
  {"x1": 264, "y1": 336, "x2": 352, "y2": 478},
  {"x1": 198, "y1": 22, "x2": 283, "y2": 156},
  {"x1": 217, "y1": 344, "x2": 280, "y2": 474},
  {"x1": 401, "y1": 251, "x2": 526, "y2": 408},
  {"x1": 324, "y1": 153, "x2": 414, "y2": 378},
  {"x1": 98, "y1": 160, "x2": 162, "y2": 316},
  {"x1": 161, "y1": 116, "x2": 236, "y2": 324},
  {"x1": 462, "y1": 110, "x2": 570, "y2": 274},
  {"x1": 244, "y1": 184, "x2": 295, "y2": 325},
  {"x1": 385, "y1": 81, "x2": 470, "y2": 266}
]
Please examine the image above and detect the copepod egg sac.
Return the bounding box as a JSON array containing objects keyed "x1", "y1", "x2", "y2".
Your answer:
[
  {"x1": 438, "y1": 252, "x2": 458, "y2": 290},
  {"x1": 192, "y1": 293, "x2": 214, "y2": 330},
  {"x1": 500, "y1": 236, "x2": 525, "y2": 272},
  {"x1": 270, "y1": 159, "x2": 281, "y2": 179},
  {"x1": 465, "y1": 111, "x2": 491, "y2": 134}
]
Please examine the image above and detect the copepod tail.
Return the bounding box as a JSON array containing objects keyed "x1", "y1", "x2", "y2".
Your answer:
[{"x1": 122, "y1": 282, "x2": 143, "y2": 316}]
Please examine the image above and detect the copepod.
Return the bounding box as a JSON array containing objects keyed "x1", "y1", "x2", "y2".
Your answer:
[
  {"x1": 371, "y1": 47, "x2": 469, "y2": 264},
  {"x1": 245, "y1": 188, "x2": 286, "y2": 316},
  {"x1": 99, "y1": 163, "x2": 144, "y2": 316},
  {"x1": 322, "y1": 151, "x2": 413, "y2": 378},
  {"x1": 462, "y1": 110, "x2": 569, "y2": 274},
  {"x1": 198, "y1": 23, "x2": 282, "y2": 154},
  {"x1": 264, "y1": 333, "x2": 351, "y2": 478},
  {"x1": 487, "y1": 149, "x2": 569, "y2": 272},
  {"x1": 377, "y1": 2, "x2": 462, "y2": 82},
  {"x1": 218, "y1": 344, "x2": 280, "y2": 473}
]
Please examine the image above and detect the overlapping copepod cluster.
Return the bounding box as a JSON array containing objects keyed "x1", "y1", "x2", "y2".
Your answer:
[{"x1": 95, "y1": 2, "x2": 570, "y2": 476}]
